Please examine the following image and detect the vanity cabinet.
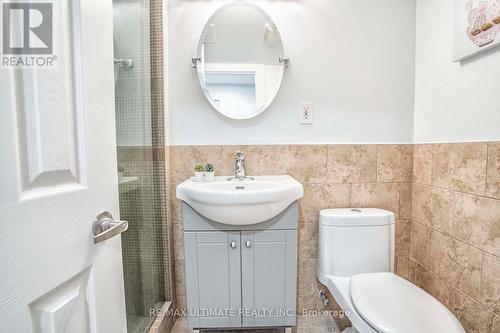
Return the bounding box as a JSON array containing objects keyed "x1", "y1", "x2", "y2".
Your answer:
[
  {"x1": 182, "y1": 202, "x2": 298, "y2": 330},
  {"x1": 184, "y1": 231, "x2": 242, "y2": 328},
  {"x1": 241, "y1": 229, "x2": 297, "y2": 328}
]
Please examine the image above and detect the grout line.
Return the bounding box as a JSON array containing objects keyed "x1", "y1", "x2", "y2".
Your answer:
[
  {"x1": 425, "y1": 222, "x2": 431, "y2": 266},
  {"x1": 325, "y1": 145, "x2": 330, "y2": 178},
  {"x1": 430, "y1": 144, "x2": 435, "y2": 186},
  {"x1": 409, "y1": 258, "x2": 498, "y2": 318},
  {"x1": 304, "y1": 180, "x2": 411, "y2": 185},
  {"x1": 485, "y1": 142, "x2": 490, "y2": 196},
  {"x1": 409, "y1": 220, "x2": 413, "y2": 263},
  {"x1": 411, "y1": 219, "x2": 500, "y2": 260},
  {"x1": 412, "y1": 180, "x2": 499, "y2": 200},
  {"x1": 451, "y1": 191, "x2": 456, "y2": 244},
  {"x1": 398, "y1": 182, "x2": 403, "y2": 220},
  {"x1": 479, "y1": 252, "x2": 484, "y2": 300}
]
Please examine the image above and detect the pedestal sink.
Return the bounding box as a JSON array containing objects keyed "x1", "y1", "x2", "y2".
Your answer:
[{"x1": 176, "y1": 175, "x2": 304, "y2": 225}]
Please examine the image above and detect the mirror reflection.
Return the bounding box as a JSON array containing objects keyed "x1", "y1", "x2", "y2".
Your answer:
[{"x1": 196, "y1": 3, "x2": 285, "y2": 119}]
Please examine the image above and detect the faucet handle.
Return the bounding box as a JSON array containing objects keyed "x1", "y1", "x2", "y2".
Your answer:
[{"x1": 235, "y1": 151, "x2": 245, "y2": 160}]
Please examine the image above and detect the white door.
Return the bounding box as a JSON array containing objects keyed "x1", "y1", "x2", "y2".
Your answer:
[{"x1": 0, "y1": 0, "x2": 127, "y2": 331}]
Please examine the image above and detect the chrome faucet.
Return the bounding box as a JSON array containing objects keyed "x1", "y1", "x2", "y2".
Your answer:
[
  {"x1": 235, "y1": 151, "x2": 246, "y2": 180},
  {"x1": 228, "y1": 152, "x2": 254, "y2": 181}
]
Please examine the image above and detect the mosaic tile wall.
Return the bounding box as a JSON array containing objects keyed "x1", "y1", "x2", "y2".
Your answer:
[
  {"x1": 116, "y1": 148, "x2": 170, "y2": 333},
  {"x1": 169, "y1": 144, "x2": 413, "y2": 315},
  {"x1": 113, "y1": 0, "x2": 152, "y2": 147},
  {"x1": 118, "y1": 148, "x2": 168, "y2": 316},
  {"x1": 409, "y1": 142, "x2": 500, "y2": 333},
  {"x1": 113, "y1": 0, "x2": 170, "y2": 331},
  {"x1": 149, "y1": 0, "x2": 171, "y2": 307}
]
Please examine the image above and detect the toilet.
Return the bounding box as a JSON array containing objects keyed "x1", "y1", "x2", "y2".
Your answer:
[{"x1": 317, "y1": 208, "x2": 465, "y2": 333}]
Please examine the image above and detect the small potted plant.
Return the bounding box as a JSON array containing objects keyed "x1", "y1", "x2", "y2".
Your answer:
[
  {"x1": 204, "y1": 163, "x2": 215, "y2": 182},
  {"x1": 194, "y1": 164, "x2": 205, "y2": 181}
]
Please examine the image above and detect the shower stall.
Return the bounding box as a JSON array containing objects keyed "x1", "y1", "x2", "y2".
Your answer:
[{"x1": 112, "y1": 0, "x2": 170, "y2": 332}]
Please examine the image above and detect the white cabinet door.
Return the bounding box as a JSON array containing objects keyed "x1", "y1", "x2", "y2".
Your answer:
[
  {"x1": 184, "y1": 231, "x2": 241, "y2": 329},
  {"x1": 0, "y1": 0, "x2": 126, "y2": 331},
  {"x1": 241, "y1": 230, "x2": 297, "y2": 328}
]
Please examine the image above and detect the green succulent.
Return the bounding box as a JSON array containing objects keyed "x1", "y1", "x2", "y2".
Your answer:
[
  {"x1": 205, "y1": 163, "x2": 215, "y2": 172},
  {"x1": 194, "y1": 164, "x2": 205, "y2": 172}
]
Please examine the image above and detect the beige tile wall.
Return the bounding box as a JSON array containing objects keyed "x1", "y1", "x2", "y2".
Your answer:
[
  {"x1": 169, "y1": 144, "x2": 413, "y2": 313},
  {"x1": 169, "y1": 143, "x2": 500, "y2": 332},
  {"x1": 409, "y1": 142, "x2": 500, "y2": 333}
]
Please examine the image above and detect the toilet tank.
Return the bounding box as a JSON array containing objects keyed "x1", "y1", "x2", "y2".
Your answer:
[{"x1": 317, "y1": 208, "x2": 395, "y2": 280}]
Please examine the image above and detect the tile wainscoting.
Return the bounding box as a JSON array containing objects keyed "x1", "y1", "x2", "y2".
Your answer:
[
  {"x1": 409, "y1": 142, "x2": 500, "y2": 333},
  {"x1": 169, "y1": 145, "x2": 413, "y2": 315},
  {"x1": 168, "y1": 143, "x2": 499, "y2": 332}
]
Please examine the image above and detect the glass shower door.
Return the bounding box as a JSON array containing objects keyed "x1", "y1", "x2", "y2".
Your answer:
[{"x1": 112, "y1": 0, "x2": 170, "y2": 332}]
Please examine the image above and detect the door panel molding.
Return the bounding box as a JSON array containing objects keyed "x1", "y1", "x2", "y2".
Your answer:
[
  {"x1": 14, "y1": 0, "x2": 86, "y2": 199},
  {"x1": 29, "y1": 267, "x2": 97, "y2": 333},
  {"x1": 0, "y1": 0, "x2": 125, "y2": 329}
]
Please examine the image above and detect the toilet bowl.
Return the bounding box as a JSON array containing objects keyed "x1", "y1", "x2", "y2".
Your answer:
[{"x1": 317, "y1": 208, "x2": 465, "y2": 333}]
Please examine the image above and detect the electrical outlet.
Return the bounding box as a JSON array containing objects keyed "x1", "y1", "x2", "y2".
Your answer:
[{"x1": 299, "y1": 102, "x2": 313, "y2": 124}]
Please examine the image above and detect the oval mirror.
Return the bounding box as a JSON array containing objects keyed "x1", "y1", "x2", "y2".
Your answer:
[{"x1": 195, "y1": 3, "x2": 286, "y2": 119}]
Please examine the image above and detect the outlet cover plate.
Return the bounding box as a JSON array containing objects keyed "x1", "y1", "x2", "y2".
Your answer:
[{"x1": 299, "y1": 102, "x2": 313, "y2": 124}]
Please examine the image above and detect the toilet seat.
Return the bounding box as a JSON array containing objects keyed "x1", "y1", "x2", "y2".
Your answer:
[
  {"x1": 351, "y1": 272, "x2": 465, "y2": 333},
  {"x1": 320, "y1": 275, "x2": 379, "y2": 333}
]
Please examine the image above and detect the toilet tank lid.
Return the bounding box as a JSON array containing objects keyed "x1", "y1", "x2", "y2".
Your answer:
[{"x1": 319, "y1": 208, "x2": 395, "y2": 226}]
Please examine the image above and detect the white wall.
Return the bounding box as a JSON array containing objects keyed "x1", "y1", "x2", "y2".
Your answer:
[
  {"x1": 168, "y1": 0, "x2": 416, "y2": 145},
  {"x1": 414, "y1": 0, "x2": 500, "y2": 143}
]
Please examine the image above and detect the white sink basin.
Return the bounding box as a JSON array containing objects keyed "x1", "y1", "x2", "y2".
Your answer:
[{"x1": 176, "y1": 175, "x2": 304, "y2": 225}]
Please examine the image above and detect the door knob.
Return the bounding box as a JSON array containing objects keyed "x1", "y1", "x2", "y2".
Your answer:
[
  {"x1": 93, "y1": 211, "x2": 128, "y2": 244},
  {"x1": 245, "y1": 240, "x2": 252, "y2": 248},
  {"x1": 230, "y1": 241, "x2": 237, "y2": 249}
]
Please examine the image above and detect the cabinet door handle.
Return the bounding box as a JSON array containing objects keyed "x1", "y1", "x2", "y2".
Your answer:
[
  {"x1": 245, "y1": 240, "x2": 252, "y2": 248},
  {"x1": 230, "y1": 241, "x2": 237, "y2": 249}
]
